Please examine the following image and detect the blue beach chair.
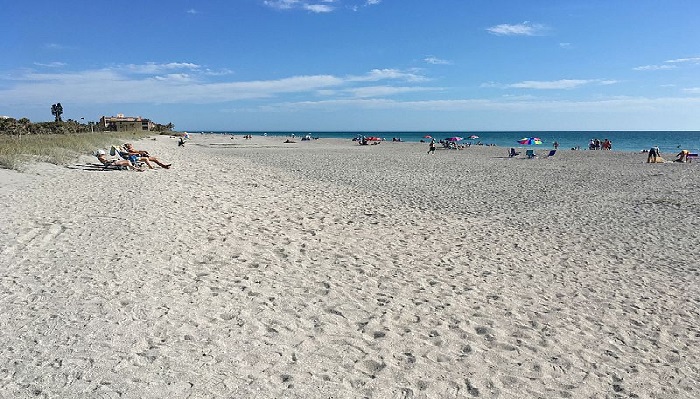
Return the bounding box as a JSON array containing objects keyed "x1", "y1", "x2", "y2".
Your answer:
[{"x1": 526, "y1": 149, "x2": 536, "y2": 159}]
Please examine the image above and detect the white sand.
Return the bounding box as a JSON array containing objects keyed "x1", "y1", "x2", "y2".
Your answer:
[{"x1": 0, "y1": 134, "x2": 698, "y2": 398}]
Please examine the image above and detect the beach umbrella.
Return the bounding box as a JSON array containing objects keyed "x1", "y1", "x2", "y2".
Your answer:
[
  {"x1": 468, "y1": 135, "x2": 479, "y2": 139},
  {"x1": 423, "y1": 135, "x2": 432, "y2": 139},
  {"x1": 366, "y1": 136, "x2": 381, "y2": 141},
  {"x1": 518, "y1": 137, "x2": 542, "y2": 145},
  {"x1": 445, "y1": 137, "x2": 463, "y2": 142}
]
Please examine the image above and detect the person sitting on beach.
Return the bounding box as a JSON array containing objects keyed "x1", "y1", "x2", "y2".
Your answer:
[
  {"x1": 95, "y1": 150, "x2": 143, "y2": 171},
  {"x1": 178, "y1": 137, "x2": 185, "y2": 147},
  {"x1": 119, "y1": 144, "x2": 172, "y2": 169},
  {"x1": 675, "y1": 149, "x2": 689, "y2": 163}
]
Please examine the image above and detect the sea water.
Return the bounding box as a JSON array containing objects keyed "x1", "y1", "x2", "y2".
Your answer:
[{"x1": 201, "y1": 131, "x2": 700, "y2": 154}]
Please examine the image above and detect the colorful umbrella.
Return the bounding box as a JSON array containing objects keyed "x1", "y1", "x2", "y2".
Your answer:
[
  {"x1": 518, "y1": 137, "x2": 542, "y2": 145},
  {"x1": 445, "y1": 137, "x2": 463, "y2": 142}
]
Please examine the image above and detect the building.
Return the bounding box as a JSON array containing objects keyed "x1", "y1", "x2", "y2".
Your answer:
[{"x1": 99, "y1": 113, "x2": 155, "y2": 132}]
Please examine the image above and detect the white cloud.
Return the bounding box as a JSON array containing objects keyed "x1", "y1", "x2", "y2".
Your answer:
[
  {"x1": 264, "y1": 0, "x2": 300, "y2": 10},
  {"x1": 44, "y1": 43, "x2": 70, "y2": 50},
  {"x1": 486, "y1": 21, "x2": 548, "y2": 36},
  {"x1": 349, "y1": 68, "x2": 429, "y2": 82},
  {"x1": 345, "y1": 86, "x2": 441, "y2": 98},
  {"x1": 665, "y1": 57, "x2": 700, "y2": 64},
  {"x1": 683, "y1": 87, "x2": 700, "y2": 94},
  {"x1": 265, "y1": 96, "x2": 700, "y2": 115},
  {"x1": 265, "y1": 0, "x2": 336, "y2": 12},
  {"x1": 266, "y1": 0, "x2": 378, "y2": 12},
  {"x1": 152, "y1": 74, "x2": 194, "y2": 83},
  {"x1": 303, "y1": 4, "x2": 334, "y2": 13},
  {"x1": 479, "y1": 79, "x2": 619, "y2": 90},
  {"x1": 633, "y1": 64, "x2": 677, "y2": 71},
  {"x1": 121, "y1": 62, "x2": 202, "y2": 74},
  {"x1": 34, "y1": 62, "x2": 67, "y2": 68},
  {"x1": 424, "y1": 56, "x2": 452, "y2": 65},
  {"x1": 559, "y1": 42, "x2": 572, "y2": 49},
  {"x1": 0, "y1": 63, "x2": 435, "y2": 106}
]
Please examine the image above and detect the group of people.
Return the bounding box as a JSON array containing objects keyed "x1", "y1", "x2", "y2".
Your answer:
[
  {"x1": 588, "y1": 138, "x2": 613, "y2": 150},
  {"x1": 95, "y1": 143, "x2": 172, "y2": 171}
]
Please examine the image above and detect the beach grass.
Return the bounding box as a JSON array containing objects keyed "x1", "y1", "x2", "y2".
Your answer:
[{"x1": 0, "y1": 131, "x2": 153, "y2": 170}]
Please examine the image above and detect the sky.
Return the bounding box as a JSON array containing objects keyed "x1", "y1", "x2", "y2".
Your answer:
[{"x1": 3, "y1": 0, "x2": 700, "y2": 131}]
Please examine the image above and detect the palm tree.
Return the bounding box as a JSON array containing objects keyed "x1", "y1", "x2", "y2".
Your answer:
[{"x1": 51, "y1": 103, "x2": 63, "y2": 122}]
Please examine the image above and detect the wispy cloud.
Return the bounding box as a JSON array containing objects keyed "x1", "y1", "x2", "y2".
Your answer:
[
  {"x1": 303, "y1": 4, "x2": 334, "y2": 13},
  {"x1": 486, "y1": 21, "x2": 548, "y2": 36},
  {"x1": 34, "y1": 62, "x2": 67, "y2": 68},
  {"x1": 44, "y1": 43, "x2": 71, "y2": 50},
  {"x1": 186, "y1": 9, "x2": 198, "y2": 14},
  {"x1": 683, "y1": 87, "x2": 700, "y2": 94},
  {"x1": 484, "y1": 79, "x2": 617, "y2": 90},
  {"x1": 665, "y1": 57, "x2": 700, "y2": 64},
  {"x1": 121, "y1": 62, "x2": 202, "y2": 74},
  {"x1": 265, "y1": 0, "x2": 379, "y2": 13},
  {"x1": 633, "y1": 64, "x2": 677, "y2": 71},
  {"x1": 344, "y1": 86, "x2": 441, "y2": 98},
  {"x1": 633, "y1": 56, "x2": 700, "y2": 71},
  {"x1": 348, "y1": 68, "x2": 430, "y2": 83},
  {"x1": 0, "y1": 63, "x2": 432, "y2": 106},
  {"x1": 261, "y1": 96, "x2": 700, "y2": 115},
  {"x1": 424, "y1": 56, "x2": 452, "y2": 65},
  {"x1": 264, "y1": 0, "x2": 334, "y2": 13}
]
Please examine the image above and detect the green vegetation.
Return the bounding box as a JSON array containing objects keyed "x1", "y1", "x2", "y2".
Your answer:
[
  {"x1": 0, "y1": 116, "x2": 174, "y2": 170},
  {"x1": 0, "y1": 131, "x2": 152, "y2": 170}
]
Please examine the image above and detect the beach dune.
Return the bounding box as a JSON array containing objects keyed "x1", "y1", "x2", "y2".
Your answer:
[{"x1": 0, "y1": 135, "x2": 698, "y2": 398}]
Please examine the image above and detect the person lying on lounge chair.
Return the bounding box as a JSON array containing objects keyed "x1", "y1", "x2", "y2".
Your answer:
[
  {"x1": 95, "y1": 150, "x2": 143, "y2": 171},
  {"x1": 118, "y1": 144, "x2": 172, "y2": 169}
]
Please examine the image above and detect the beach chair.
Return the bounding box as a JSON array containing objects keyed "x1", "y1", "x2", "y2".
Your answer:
[
  {"x1": 508, "y1": 148, "x2": 520, "y2": 158},
  {"x1": 688, "y1": 153, "x2": 698, "y2": 163},
  {"x1": 547, "y1": 150, "x2": 556, "y2": 157},
  {"x1": 94, "y1": 153, "x2": 128, "y2": 170},
  {"x1": 525, "y1": 149, "x2": 536, "y2": 159}
]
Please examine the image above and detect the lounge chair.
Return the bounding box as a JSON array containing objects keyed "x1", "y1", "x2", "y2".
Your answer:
[
  {"x1": 94, "y1": 150, "x2": 136, "y2": 170},
  {"x1": 526, "y1": 149, "x2": 536, "y2": 159},
  {"x1": 508, "y1": 148, "x2": 520, "y2": 158},
  {"x1": 688, "y1": 153, "x2": 698, "y2": 163},
  {"x1": 547, "y1": 150, "x2": 556, "y2": 157}
]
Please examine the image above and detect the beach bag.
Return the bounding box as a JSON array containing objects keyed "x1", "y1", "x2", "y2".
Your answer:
[{"x1": 109, "y1": 145, "x2": 117, "y2": 156}]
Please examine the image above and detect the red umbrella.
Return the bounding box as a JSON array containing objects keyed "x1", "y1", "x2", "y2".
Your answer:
[
  {"x1": 423, "y1": 135, "x2": 432, "y2": 139},
  {"x1": 365, "y1": 136, "x2": 381, "y2": 141}
]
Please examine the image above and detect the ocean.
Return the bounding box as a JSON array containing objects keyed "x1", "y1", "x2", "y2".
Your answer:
[{"x1": 196, "y1": 131, "x2": 700, "y2": 154}]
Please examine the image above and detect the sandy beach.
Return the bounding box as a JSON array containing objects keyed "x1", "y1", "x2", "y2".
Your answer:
[{"x1": 1, "y1": 134, "x2": 698, "y2": 398}]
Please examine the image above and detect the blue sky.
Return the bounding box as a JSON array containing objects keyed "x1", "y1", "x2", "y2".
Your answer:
[{"x1": 3, "y1": 0, "x2": 700, "y2": 131}]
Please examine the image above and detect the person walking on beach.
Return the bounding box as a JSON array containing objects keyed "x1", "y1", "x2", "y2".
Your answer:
[{"x1": 427, "y1": 139, "x2": 436, "y2": 154}]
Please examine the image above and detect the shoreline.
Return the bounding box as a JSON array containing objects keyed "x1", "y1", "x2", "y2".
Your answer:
[
  {"x1": 1, "y1": 134, "x2": 698, "y2": 398},
  {"x1": 181, "y1": 130, "x2": 700, "y2": 154}
]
